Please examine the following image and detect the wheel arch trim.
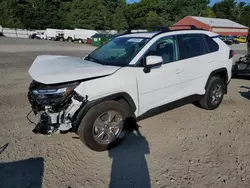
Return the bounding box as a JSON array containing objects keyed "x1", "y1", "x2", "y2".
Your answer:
[
  {"x1": 205, "y1": 68, "x2": 228, "y2": 87},
  {"x1": 74, "y1": 92, "x2": 137, "y2": 131}
]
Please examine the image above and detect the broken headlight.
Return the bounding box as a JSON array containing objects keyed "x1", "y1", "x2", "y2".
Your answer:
[{"x1": 31, "y1": 82, "x2": 80, "y2": 100}]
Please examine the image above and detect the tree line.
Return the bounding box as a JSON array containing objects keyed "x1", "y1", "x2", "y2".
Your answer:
[{"x1": 0, "y1": 0, "x2": 250, "y2": 30}]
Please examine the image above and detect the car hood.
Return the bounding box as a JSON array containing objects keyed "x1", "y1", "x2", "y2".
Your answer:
[{"x1": 28, "y1": 55, "x2": 121, "y2": 84}]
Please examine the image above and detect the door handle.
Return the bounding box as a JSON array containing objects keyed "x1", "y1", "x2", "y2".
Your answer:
[{"x1": 176, "y1": 68, "x2": 184, "y2": 74}]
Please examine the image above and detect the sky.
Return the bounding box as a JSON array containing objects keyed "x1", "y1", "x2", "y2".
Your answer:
[{"x1": 126, "y1": 0, "x2": 249, "y2": 6}]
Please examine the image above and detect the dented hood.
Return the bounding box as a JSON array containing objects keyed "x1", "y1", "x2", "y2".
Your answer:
[{"x1": 28, "y1": 55, "x2": 120, "y2": 84}]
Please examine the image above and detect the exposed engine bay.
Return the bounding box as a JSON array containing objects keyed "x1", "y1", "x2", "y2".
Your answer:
[{"x1": 27, "y1": 80, "x2": 87, "y2": 135}]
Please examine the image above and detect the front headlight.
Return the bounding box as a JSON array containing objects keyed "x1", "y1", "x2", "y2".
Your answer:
[{"x1": 32, "y1": 82, "x2": 79, "y2": 99}]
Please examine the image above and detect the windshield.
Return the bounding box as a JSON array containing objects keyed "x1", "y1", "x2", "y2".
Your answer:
[{"x1": 85, "y1": 37, "x2": 150, "y2": 67}]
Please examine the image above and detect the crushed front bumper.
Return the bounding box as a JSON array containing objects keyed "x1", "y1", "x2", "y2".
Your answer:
[{"x1": 27, "y1": 82, "x2": 87, "y2": 135}]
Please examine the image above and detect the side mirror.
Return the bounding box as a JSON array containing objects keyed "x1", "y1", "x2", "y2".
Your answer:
[{"x1": 143, "y1": 55, "x2": 163, "y2": 73}]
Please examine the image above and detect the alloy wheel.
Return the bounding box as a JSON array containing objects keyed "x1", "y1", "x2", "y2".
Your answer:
[
  {"x1": 210, "y1": 84, "x2": 223, "y2": 105},
  {"x1": 92, "y1": 111, "x2": 123, "y2": 145}
]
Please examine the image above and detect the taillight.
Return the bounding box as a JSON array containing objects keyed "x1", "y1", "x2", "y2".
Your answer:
[{"x1": 229, "y1": 50, "x2": 235, "y2": 59}]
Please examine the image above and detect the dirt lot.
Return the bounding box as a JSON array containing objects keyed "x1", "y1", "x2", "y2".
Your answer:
[{"x1": 0, "y1": 37, "x2": 250, "y2": 188}]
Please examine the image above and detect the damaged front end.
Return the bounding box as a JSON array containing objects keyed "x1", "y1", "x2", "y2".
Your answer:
[{"x1": 27, "y1": 80, "x2": 87, "y2": 135}]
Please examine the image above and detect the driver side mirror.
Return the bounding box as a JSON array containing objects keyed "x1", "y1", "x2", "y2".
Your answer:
[{"x1": 143, "y1": 55, "x2": 163, "y2": 73}]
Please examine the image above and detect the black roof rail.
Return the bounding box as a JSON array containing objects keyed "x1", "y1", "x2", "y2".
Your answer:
[
  {"x1": 116, "y1": 25, "x2": 204, "y2": 37},
  {"x1": 171, "y1": 25, "x2": 198, "y2": 29},
  {"x1": 171, "y1": 25, "x2": 204, "y2": 30}
]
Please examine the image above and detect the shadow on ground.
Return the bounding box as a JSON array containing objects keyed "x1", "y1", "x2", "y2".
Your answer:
[
  {"x1": 240, "y1": 86, "x2": 250, "y2": 100},
  {"x1": 0, "y1": 156, "x2": 44, "y2": 188},
  {"x1": 108, "y1": 129, "x2": 151, "y2": 188}
]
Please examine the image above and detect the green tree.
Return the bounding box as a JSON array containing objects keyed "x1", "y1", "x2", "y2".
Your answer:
[
  {"x1": 112, "y1": 6, "x2": 128, "y2": 30},
  {"x1": 125, "y1": 2, "x2": 147, "y2": 29},
  {"x1": 238, "y1": 4, "x2": 250, "y2": 28},
  {"x1": 104, "y1": 0, "x2": 127, "y2": 30},
  {"x1": 212, "y1": 0, "x2": 250, "y2": 27},
  {"x1": 69, "y1": 0, "x2": 109, "y2": 30},
  {"x1": 212, "y1": 0, "x2": 237, "y2": 20},
  {"x1": 146, "y1": 11, "x2": 164, "y2": 29},
  {"x1": 202, "y1": 7, "x2": 216, "y2": 18},
  {"x1": 15, "y1": 0, "x2": 62, "y2": 29},
  {"x1": 0, "y1": 0, "x2": 23, "y2": 28},
  {"x1": 1, "y1": 0, "x2": 249, "y2": 31}
]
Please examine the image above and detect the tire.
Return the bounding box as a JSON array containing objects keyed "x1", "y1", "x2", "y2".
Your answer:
[
  {"x1": 198, "y1": 76, "x2": 225, "y2": 110},
  {"x1": 59, "y1": 38, "x2": 64, "y2": 42},
  {"x1": 78, "y1": 39, "x2": 83, "y2": 44},
  {"x1": 68, "y1": 37, "x2": 73, "y2": 42},
  {"x1": 77, "y1": 100, "x2": 133, "y2": 152}
]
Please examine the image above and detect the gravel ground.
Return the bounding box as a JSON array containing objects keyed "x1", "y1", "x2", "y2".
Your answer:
[{"x1": 1, "y1": 37, "x2": 250, "y2": 188}]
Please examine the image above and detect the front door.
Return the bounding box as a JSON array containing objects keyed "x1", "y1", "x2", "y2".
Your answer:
[{"x1": 136, "y1": 35, "x2": 184, "y2": 115}]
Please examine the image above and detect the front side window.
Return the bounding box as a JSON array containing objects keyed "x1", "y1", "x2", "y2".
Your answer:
[
  {"x1": 85, "y1": 37, "x2": 150, "y2": 67},
  {"x1": 145, "y1": 36, "x2": 179, "y2": 64},
  {"x1": 179, "y1": 34, "x2": 209, "y2": 59}
]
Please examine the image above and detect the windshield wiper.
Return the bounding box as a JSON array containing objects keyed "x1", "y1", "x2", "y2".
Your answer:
[{"x1": 86, "y1": 55, "x2": 103, "y2": 65}]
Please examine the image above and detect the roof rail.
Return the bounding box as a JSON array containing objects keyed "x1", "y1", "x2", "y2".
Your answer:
[
  {"x1": 170, "y1": 25, "x2": 204, "y2": 31},
  {"x1": 117, "y1": 25, "x2": 203, "y2": 37},
  {"x1": 171, "y1": 25, "x2": 199, "y2": 29}
]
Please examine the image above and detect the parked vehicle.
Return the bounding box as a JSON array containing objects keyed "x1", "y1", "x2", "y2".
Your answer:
[
  {"x1": 27, "y1": 26, "x2": 233, "y2": 151},
  {"x1": 55, "y1": 33, "x2": 64, "y2": 42},
  {"x1": 44, "y1": 28, "x2": 64, "y2": 40},
  {"x1": 234, "y1": 36, "x2": 247, "y2": 43},
  {"x1": 29, "y1": 32, "x2": 43, "y2": 39},
  {"x1": 74, "y1": 29, "x2": 98, "y2": 43},
  {"x1": 227, "y1": 36, "x2": 240, "y2": 44},
  {"x1": 64, "y1": 29, "x2": 75, "y2": 42},
  {"x1": 219, "y1": 36, "x2": 233, "y2": 45},
  {"x1": 62, "y1": 29, "x2": 98, "y2": 43},
  {"x1": 29, "y1": 33, "x2": 38, "y2": 39},
  {"x1": 36, "y1": 32, "x2": 45, "y2": 39}
]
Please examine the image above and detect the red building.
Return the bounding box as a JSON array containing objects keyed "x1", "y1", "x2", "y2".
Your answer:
[{"x1": 174, "y1": 16, "x2": 249, "y2": 37}]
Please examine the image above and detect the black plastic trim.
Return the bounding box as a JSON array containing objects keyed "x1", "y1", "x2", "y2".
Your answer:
[
  {"x1": 205, "y1": 68, "x2": 229, "y2": 93},
  {"x1": 72, "y1": 92, "x2": 137, "y2": 132}
]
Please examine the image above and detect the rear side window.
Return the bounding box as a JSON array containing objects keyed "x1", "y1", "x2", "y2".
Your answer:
[
  {"x1": 179, "y1": 34, "x2": 209, "y2": 59},
  {"x1": 204, "y1": 35, "x2": 219, "y2": 53}
]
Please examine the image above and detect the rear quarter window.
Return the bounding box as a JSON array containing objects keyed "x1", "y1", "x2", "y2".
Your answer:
[{"x1": 204, "y1": 35, "x2": 219, "y2": 53}]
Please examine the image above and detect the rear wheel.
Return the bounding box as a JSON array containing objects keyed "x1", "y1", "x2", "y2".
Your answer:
[
  {"x1": 198, "y1": 76, "x2": 225, "y2": 110},
  {"x1": 77, "y1": 101, "x2": 132, "y2": 151}
]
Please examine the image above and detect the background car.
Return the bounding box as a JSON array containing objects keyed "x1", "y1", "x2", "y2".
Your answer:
[
  {"x1": 234, "y1": 36, "x2": 247, "y2": 43},
  {"x1": 219, "y1": 36, "x2": 233, "y2": 45}
]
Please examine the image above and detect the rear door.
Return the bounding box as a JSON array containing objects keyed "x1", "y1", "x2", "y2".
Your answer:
[{"x1": 177, "y1": 33, "x2": 218, "y2": 97}]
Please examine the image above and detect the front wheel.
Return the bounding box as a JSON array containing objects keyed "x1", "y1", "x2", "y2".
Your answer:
[
  {"x1": 198, "y1": 76, "x2": 225, "y2": 110},
  {"x1": 77, "y1": 101, "x2": 132, "y2": 151}
]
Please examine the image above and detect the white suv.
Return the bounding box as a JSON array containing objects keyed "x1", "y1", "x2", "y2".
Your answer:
[{"x1": 27, "y1": 27, "x2": 233, "y2": 151}]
